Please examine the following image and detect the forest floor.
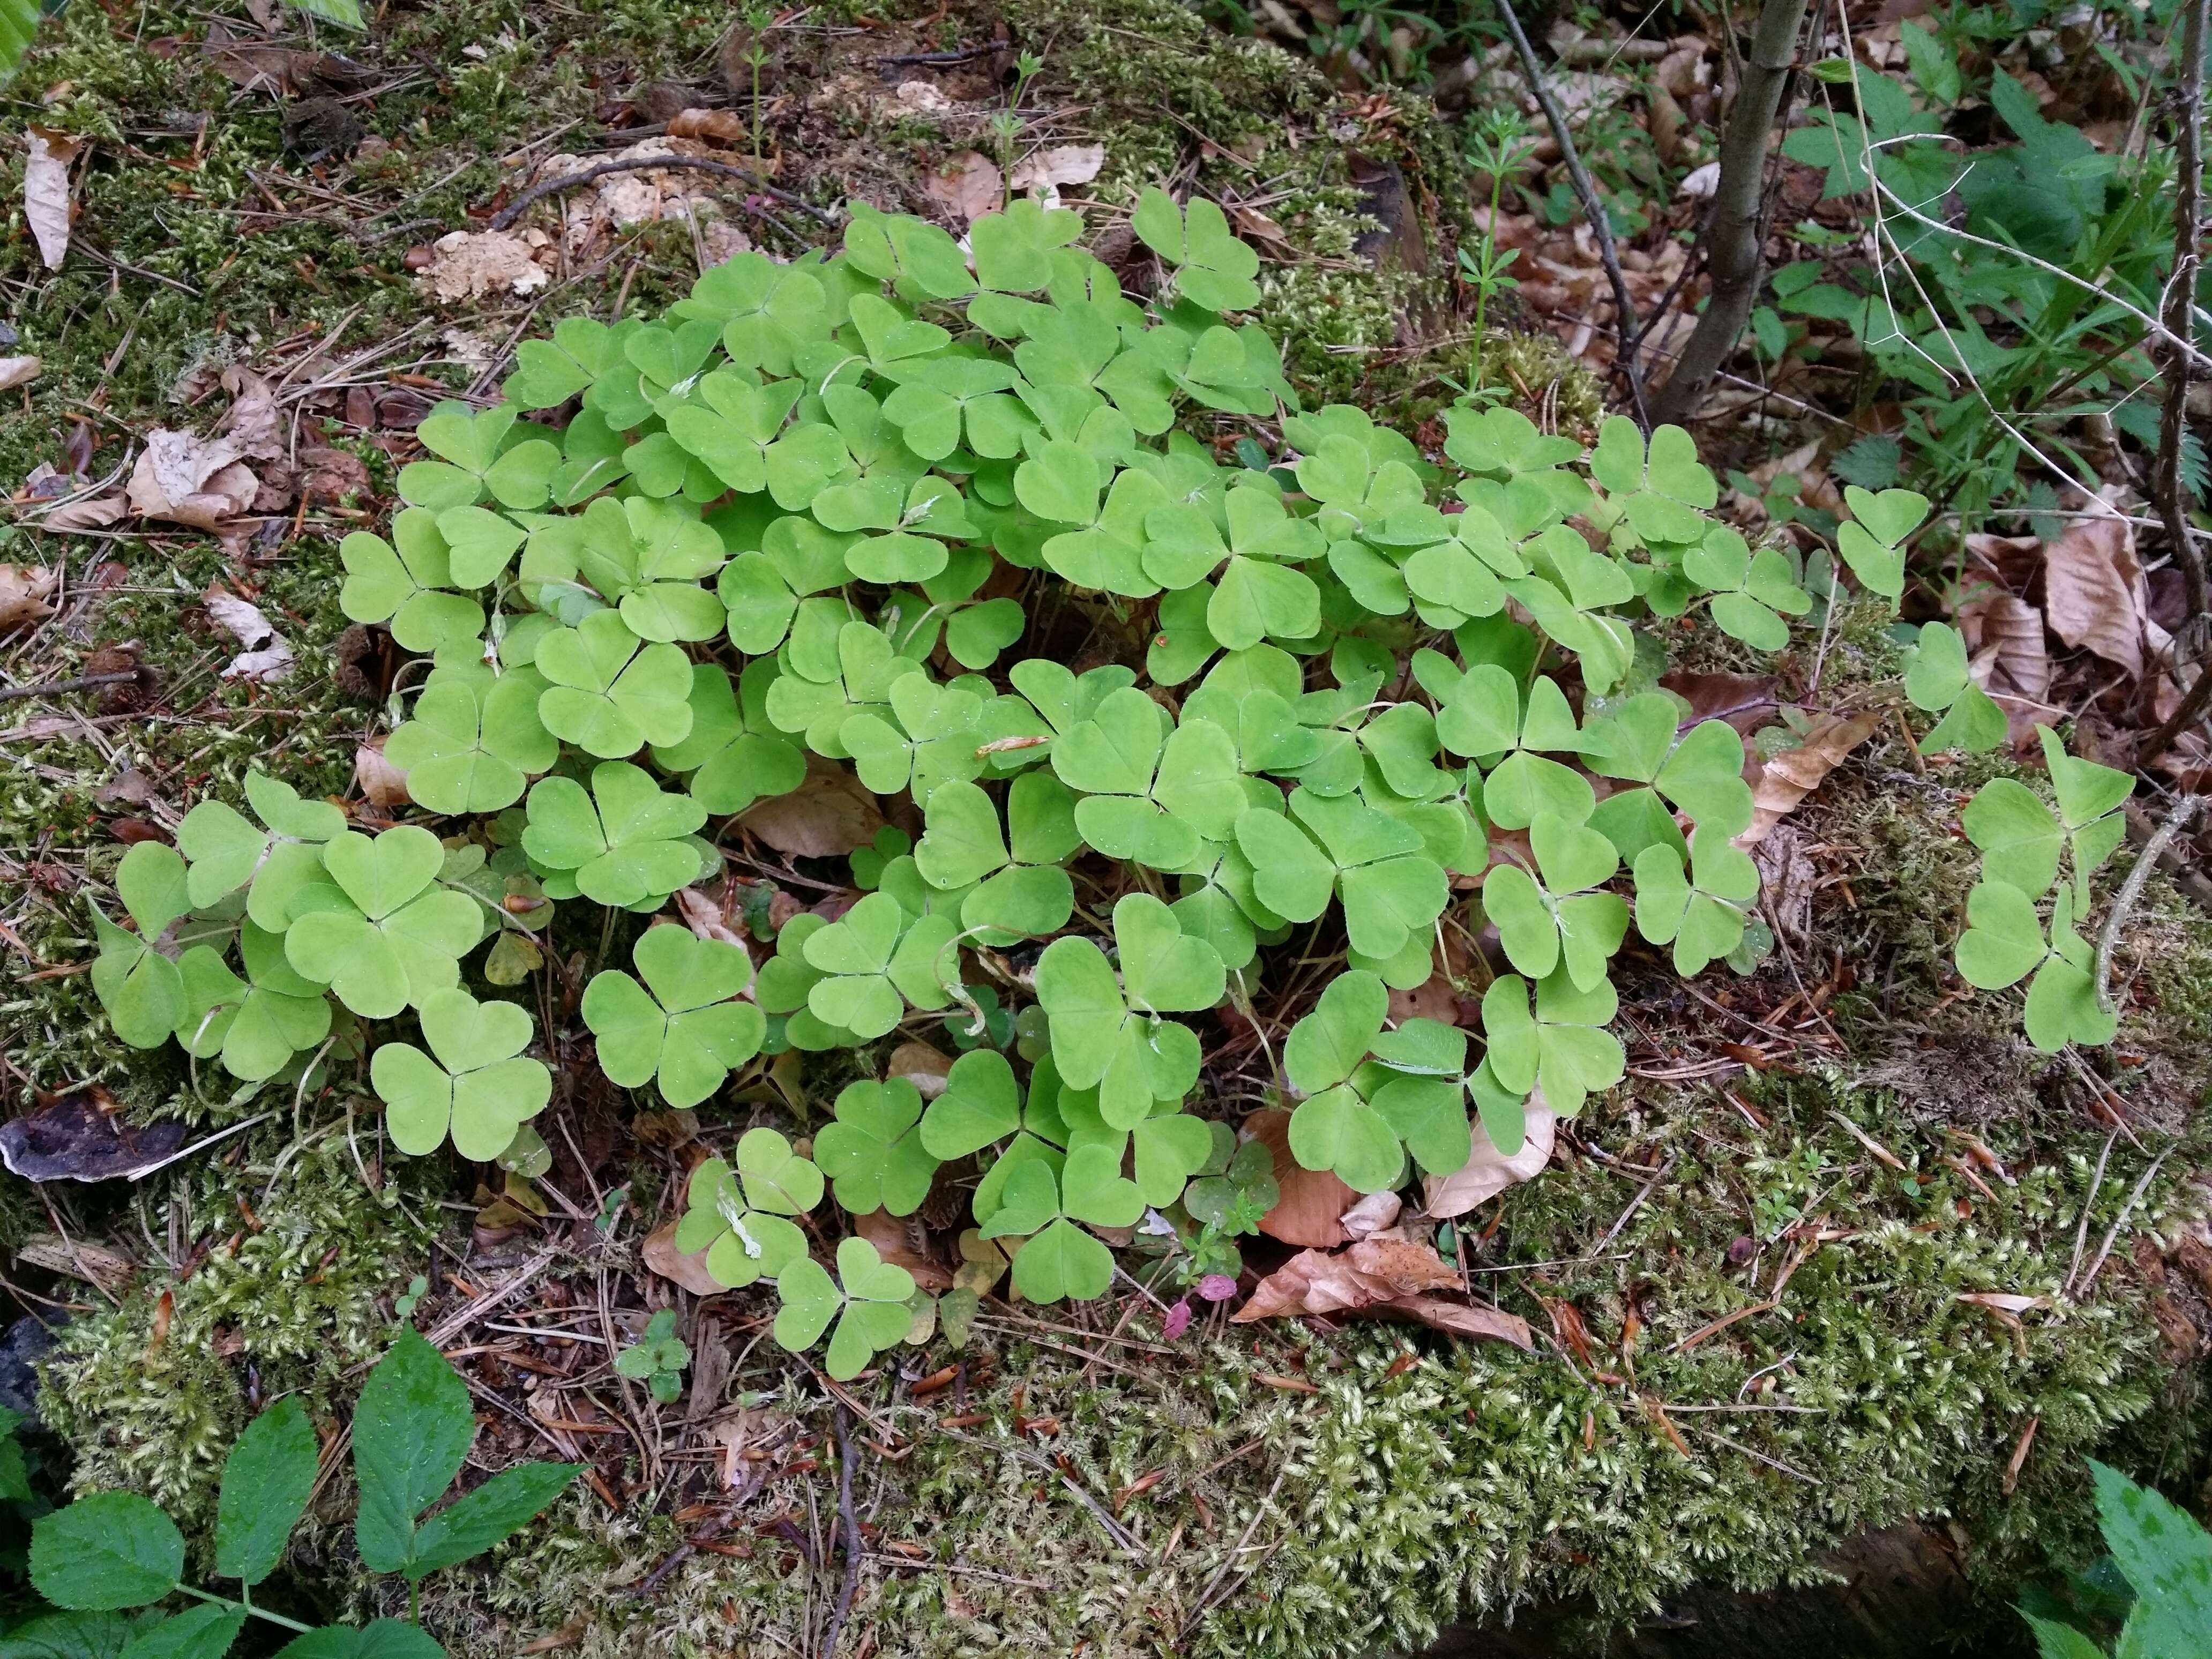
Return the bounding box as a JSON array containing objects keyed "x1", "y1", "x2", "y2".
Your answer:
[{"x1": 3, "y1": 1, "x2": 2212, "y2": 1656}]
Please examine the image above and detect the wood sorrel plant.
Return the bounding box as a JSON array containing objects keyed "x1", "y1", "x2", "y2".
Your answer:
[{"x1": 85, "y1": 189, "x2": 2138, "y2": 1380}]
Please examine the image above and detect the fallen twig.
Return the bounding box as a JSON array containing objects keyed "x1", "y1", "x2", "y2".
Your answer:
[
  {"x1": 819, "y1": 1404, "x2": 863, "y2": 1659},
  {"x1": 0, "y1": 670, "x2": 147, "y2": 703},
  {"x1": 2075, "y1": 1148, "x2": 2173, "y2": 1297},
  {"x1": 1490, "y1": 0, "x2": 1648, "y2": 427},
  {"x1": 488, "y1": 155, "x2": 832, "y2": 231},
  {"x1": 2093, "y1": 795, "x2": 2204, "y2": 1011}
]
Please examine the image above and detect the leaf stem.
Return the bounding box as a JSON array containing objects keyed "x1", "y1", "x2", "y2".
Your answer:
[{"x1": 174, "y1": 1581, "x2": 315, "y2": 1634}]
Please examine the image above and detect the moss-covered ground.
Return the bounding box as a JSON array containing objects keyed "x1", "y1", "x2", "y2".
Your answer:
[{"x1": 2, "y1": 1, "x2": 2209, "y2": 1655}]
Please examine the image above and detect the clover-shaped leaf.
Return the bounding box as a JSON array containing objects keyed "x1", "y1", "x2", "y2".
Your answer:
[
  {"x1": 1683, "y1": 526, "x2": 1811, "y2": 650},
  {"x1": 674, "y1": 252, "x2": 829, "y2": 375},
  {"x1": 88, "y1": 842, "x2": 195, "y2": 1048},
  {"x1": 1034, "y1": 895, "x2": 1219, "y2": 1129},
  {"x1": 799, "y1": 892, "x2": 916, "y2": 1040},
  {"x1": 1443, "y1": 403, "x2": 1584, "y2": 485},
  {"x1": 1902, "y1": 622, "x2": 2007, "y2": 754},
  {"x1": 716, "y1": 515, "x2": 854, "y2": 656},
  {"x1": 675, "y1": 1153, "x2": 810, "y2": 1289},
  {"x1": 340, "y1": 511, "x2": 485, "y2": 654},
  {"x1": 1051, "y1": 687, "x2": 1243, "y2": 869},
  {"x1": 401, "y1": 402, "x2": 550, "y2": 510},
  {"x1": 765, "y1": 618, "x2": 927, "y2": 757},
  {"x1": 773, "y1": 1237, "x2": 918, "y2": 1380},
  {"x1": 523, "y1": 762, "x2": 708, "y2": 910},
  {"x1": 1835, "y1": 483, "x2": 1930, "y2": 600},
  {"x1": 974, "y1": 1161, "x2": 1117, "y2": 1304},
  {"x1": 652, "y1": 661, "x2": 806, "y2": 816},
  {"x1": 386, "y1": 676, "x2": 558, "y2": 817},
  {"x1": 1479, "y1": 968, "x2": 1624, "y2": 1119},
  {"x1": 1962, "y1": 730, "x2": 2130, "y2": 903},
  {"x1": 1632, "y1": 827, "x2": 1761, "y2": 976},
  {"x1": 369, "y1": 988, "x2": 551, "y2": 1160},
  {"x1": 173, "y1": 922, "x2": 332, "y2": 1082},
  {"x1": 845, "y1": 203, "x2": 978, "y2": 301},
  {"x1": 1428, "y1": 666, "x2": 1597, "y2": 828},
  {"x1": 505, "y1": 315, "x2": 630, "y2": 409},
  {"x1": 1234, "y1": 789, "x2": 1449, "y2": 961},
  {"x1": 920, "y1": 1048, "x2": 1024, "y2": 1159},
  {"x1": 816, "y1": 1078, "x2": 941, "y2": 1216},
  {"x1": 1281, "y1": 970, "x2": 1471, "y2": 1189},
  {"x1": 1953, "y1": 880, "x2": 2115, "y2": 1052},
  {"x1": 283, "y1": 827, "x2": 484, "y2": 1019},
  {"x1": 738, "y1": 1125, "x2": 826, "y2": 1213},
  {"x1": 664, "y1": 369, "x2": 800, "y2": 496},
  {"x1": 842, "y1": 674, "x2": 985, "y2": 803},
  {"x1": 1581, "y1": 700, "x2": 1752, "y2": 857},
  {"x1": 566, "y1": 495, "x2": 728, "y2": 644},
  {"x1": 533, "y1": 610, "x2": 696, "y2": 759},
  {"x1": 175, "y1": 770, "x2": 346, "y2": 911},
  {"x1": 581, "y1": 925, "x2": 763, "y2": 1107},
  {"x1": 1130, "y1": 188, "x2": 1261, "y2": 313},
  {"x1": 1481, "y1": 812, "x2": 1627, "y2": 991},
  {"x1": 1587, "y1": 417, "x2": 1716, "y2": 545}
]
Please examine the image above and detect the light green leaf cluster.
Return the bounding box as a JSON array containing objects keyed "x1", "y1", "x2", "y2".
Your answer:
[{"x1": 86, "y1": 193, "x2": 2090, "y2": 1348}]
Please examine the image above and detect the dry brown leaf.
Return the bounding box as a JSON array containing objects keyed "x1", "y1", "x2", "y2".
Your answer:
[
  {"x1": 922, "y1": 151, "x2": 1003, "y2": 223},
  {"x1": 1658, "y1": 668, "x2": 1781, "y2": 735},
  {"x1": 128, "y1": 429, "x2": 259, "y2": 530},
  {"x1": 300, "y1": 444, "x2": 372, "y2": 504},
  {"x1": 1339, "y1": 1189, "x2": 1403, "y2": 1240},
  {"x1": 1422, "y1": 1095, "x2": 1556, "y2": 1217},
  {"x1": 2041, "y1": 512, "x2": 2170, "y2": 680},
  {"x1": 738, "y1": 753, "x2": 884, "y2": 856},
  {"x1": 0, "y1": 565, "x2": 58, "y2": 634},
  {"x1": 0, "y1": 356, "x2": 41, "y2": 391},
  {"x1": 672, "y1": 884, "x2": 752, "y2": 959},
  {"x1": 1386, "y1": 970, "x2": 1460, "y2": 1025},
  {"x1": 667, "y1": 107, "x2": 754, "y2": 146},
  {"x1": 16, "y1": 1232, "x2": 137, "y2": 1295},
  {"x1": 1956, "y1": 1291, "x2": 2049, "y2": 1314},
  {"x1": 641, "y1": 1220, "x2": 725, "y2": 1296},
  {"x1": 1737, "y1": 712, "x2": 1882, "y2": 847},
  {"x1": 39, "y1": 494, "x2": 129, "y2": 532},
  {"x1": 25, "y1": 128, "x2": 79, "y2": 271},
  {"x1": 218, "y1": 367, "x2": 286, "y2": 461},
  {"x1": 204, "y1": 587, "x2": 295, "y2": 683},
  {"x1": 1385, "y1": 1295, "x2": 1534, "y2": 1350},
  {"x1": 1246, "y1": 1107, "x2": 1355, "y2": 1247},
  {"x1": 853, "y1": 1208, "x2": 954, "y2": 1291},
  {"x1": 354, "y1": 737, "x2": 412, "y2": 808},
  {"x1": 887, "y1": 1041, "x2": 955, "y2": 1097},
  {"x1": 1232, "y1": 1237, "x2": 1459, "y2": 1320},
  {"x1": 420, "y1": 230, "x2": 551, "y2": 301},
  {"x1": 1958, "y1": 589, "x2": 2051, "y2": 703},
  {"x1": 1008, "y1": 143, "x2": 1105, "y2": 193}
]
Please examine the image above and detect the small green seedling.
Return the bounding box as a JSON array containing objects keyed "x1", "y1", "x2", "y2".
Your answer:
[{"x1": 614, "y1": 1309, "x2": 692, "y2": 1403}]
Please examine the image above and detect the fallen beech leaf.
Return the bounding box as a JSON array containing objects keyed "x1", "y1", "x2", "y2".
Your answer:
[
  {"x1": 673, "y1": 884, "x2": 751, "y2": 956},
  {"x1": 1658, "y1": 669, "x2": 1781, "y2": 735},
  {"x1": 1737, "y1": 711, "x2": 1882, "y2": 847},
  {"x1": 204, "y1": 587, "x2": 295, "y2": 683},
  {"x1": 853, "y1": 1207, "x2": 954, "y2": 1291},
  {"x1": 1246, "y1": 1107, "x2": 1355, "y2": 1247},
  {"x1": 218, "y1": 367, "x2": 286, "y2": 461},
  {"x1": 2041, "y1": 512, "x2": 2169, "y2": 681},
  {"x1": 1339, "y1": 1189, "x2": 1403, "y2": 1240},
  {"x1": 1422, "y1": 1095, "x2": 1556, "y2": 1218},
  {"x1": 15, "y1": 1232, "x2": 137, "y2": 1294},
  {"x1": 0, "y1": 355, "x2": 41, "y2": 391},
  {"x1": 354, "y1": 737, "x2": 412, "y2": 808},
  {"x1": 1958, "y1": 590, "x2": 2051, "y2": 703},
  {"x1": 0, "y1": 564, "x2": 58, "y2": 633},
  {"x1": 1008, "y1": 143, "x2": 1104, "y2": 193},
  {"x1": 886, "y1": 1041, "x2": 955, "y2": 1097},
  {"x1": 668, "y1": 107, "x2": 753, "y2": 146},
  {"x1": 1956, "y1": 1291, "x2": 2049, "y2": 1314},
  {"x1": 39, "y1": 494, "x2": 130, "y2": 532},
  {"x1": 1386, "y1": 1295, "x2": 1534, "y2": 1350},
  {"x1": 128, "y1": 429, "x2": 260, "y2": 530},
  {"x1": 25, "y1": 128, "x2": 80, "y2": 270},
  {"x1": 641, "y1": 1220, "x2": 725, "y2": 1296},
  {"x1": 1386, "y1": 971, "x2": 1460, "y2": 1025},
  {"x1": 300, "y1": 444, "x2": 372, "y2": 504},
  {"x1": 737, "y1": 753, "x2": 884, "y2": 857},
  {"x1": 1232, "y1": 1237, "x2": 1459, "y2": 1320},
  {"x1": 420, "y1": 229, "x2": 551, "y2": 301},
  {"x1": 922, "y1": 150, "x2": 1003, "y2": 222},
  {"x1": 0, "y1": 1088, "x2": 187, "y2": 1182}
]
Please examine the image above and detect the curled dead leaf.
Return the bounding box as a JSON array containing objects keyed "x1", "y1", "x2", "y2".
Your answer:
[
  {"x1": 1422, "y1": 1095, "x2": 1556, "y2": 1219},
  {"x1": 2040, "y1": 511, "x2": 2170, "y2": 681},
  {"x1": 1232, "y1": 1237, "x2": 1458, "y2": 1320},
  {"x1": 853, "y1": 1208, "x2": 954, "y2": 1291},
  {"x1": 922, "y1": 150, "x2": 1003, "y2": 223},
  {"x1": 673, "y1": 884, "x2": 753, "y2": 959},
  {"x1": 217, "y1": 366, "x2": 286, "y2": 461},
  {"x1": 0, "y1": 356, "x2": 41, "y2": 391},
  {"x1": 354, "y1": 737, "x2": 412, "y2": 808},
  {"x1": 737, "y1": 753, "x2": 884, "y2": 857},
  {"x1": 667, "y1": 107, "x2": 754, "y2": 146},
  {"x1": 0, "y1": 565, "x2": 59, "y2": 634},
  {"x1": 1737, "y1": 712, "x2": 1882, "y2": 847},
  {"x1": 204, "y1": 587, "x2": 295, "y2": 683},
  {"x1": 1339, "y1": 1189, "x2": 1403, "y2": 1240},
  {"x1": 25, "y1": 128, "x2": 80, "y2": 271},
  {"x1": 128, "y1": 429, "x2": 260, "y2": 530},
  {"x1": 886, "y1": 1041, "x2": 955, "y2": 1098},
  {"x1": 1007, "y1": 144, "x2": 1105, "y2": 193}
]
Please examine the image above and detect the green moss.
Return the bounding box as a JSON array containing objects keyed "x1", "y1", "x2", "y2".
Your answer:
[{"x1": 37, "y1": 1135, "x2": 437, "y2": 1530}]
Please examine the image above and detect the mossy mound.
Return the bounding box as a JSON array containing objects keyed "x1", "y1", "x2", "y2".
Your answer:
[{"x1": 4, "y1": 2, "x2": 2210, "y2": 1657}]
